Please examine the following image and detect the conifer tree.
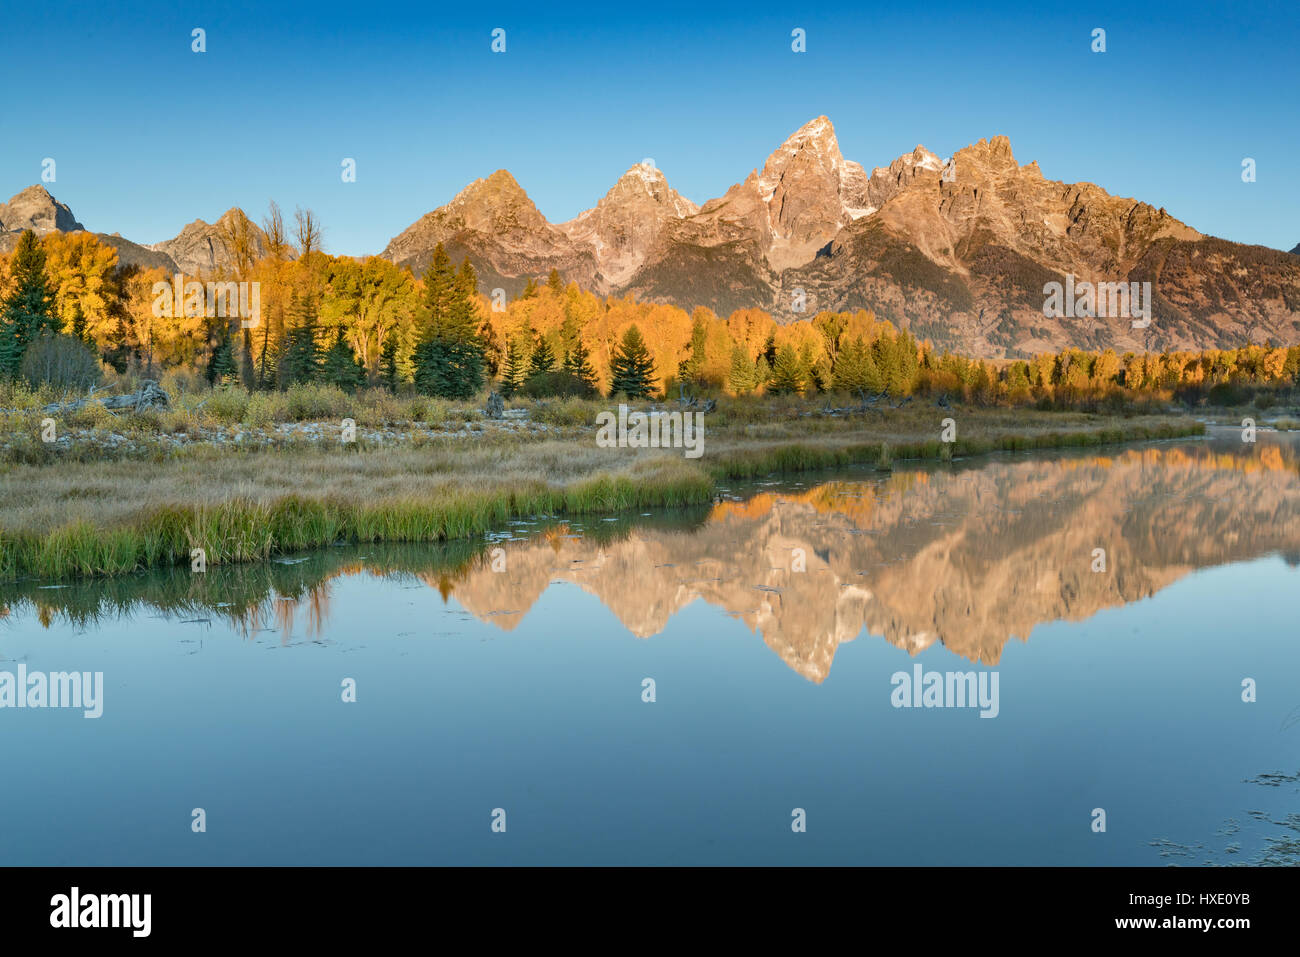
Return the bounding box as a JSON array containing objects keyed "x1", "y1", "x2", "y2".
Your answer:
[
  {"x1": 0, "y1": 230, "x2": 57, "y2": 378},
  {"x1": 412, "y1": 246, "x2": 485, "y2": 398},
  {"x1": 768, "y1": 344, "x2": 805, "y2": 395},
  {"x1": 240, "y1": 325, "x2": 257, "y2": 390},
  {"x1": 547, "y1": 268, "x2": 563, "y2": 294},
  {"x1": 562, "y1": 335, "x2": 599, "y2": 395},
  {"x1": 609, "y1": 324, "x2": 656, "y2": 399},
  {"x1": 677, "y1": 312, "x2": 709, "y2": 386},
  {"x1": 70, "y1": 300, "x2": 88, "y2": 344},
  {"x1": 499, "y1": 335, "x2": 527, "y2": 398},
  {"x1": 323, "y1": 327, "x2": 366, "y2": 392},
  {"x1": 479, "y1": 317, "x2": 502, "y2": 379},
  {"x1": 379, "y1": 335, "x2": 401, "y2": 391},
  {"x1": 832, "y1": 336, "x2": 884, "y2": 393},
  {"x1": 280, "y1": 291, "x2": 322, "y2": 386},
  {"x1": 207, "y1": 326, "x2": 239, "y2": 386},
  {"x1": 528, "y1": 331, "x2": 556, "y2": 377},
  {"x1": 727, "y1": 344, "x2": 757, "y2": 395}
]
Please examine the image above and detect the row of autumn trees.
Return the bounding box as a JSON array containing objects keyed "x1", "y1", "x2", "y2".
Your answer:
[{"x1": 3, "y1": 208, "x2": 1300, "y2": 402}]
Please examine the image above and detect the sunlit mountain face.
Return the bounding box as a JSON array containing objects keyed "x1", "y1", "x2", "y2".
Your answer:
[{"x1": 10, "y1": 433, "x2": 1300, "y2": 680}]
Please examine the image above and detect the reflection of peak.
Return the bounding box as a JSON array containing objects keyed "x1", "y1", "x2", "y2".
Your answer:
[
  {"x1": 445, "y1": 445, "x2": 1300, "y2": 676},
  {"x1": 23, "y1": 443, "x2": 1296, "y2": 679}
]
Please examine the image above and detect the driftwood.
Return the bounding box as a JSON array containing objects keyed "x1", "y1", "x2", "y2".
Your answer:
[
  {"x1": 675, "y1": 394, "x2": 716, "y2": 414},
  {"x1": 807, "y1": 390, "x2": 915, "y2": 417},
  {"x1": 42, "y1": 380, "x2": 170, "y2": 415}
]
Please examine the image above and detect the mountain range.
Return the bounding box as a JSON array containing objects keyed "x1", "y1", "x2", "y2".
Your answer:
[{"x1": 5, "y1": 115, "x2": 1300, "y2": 358}]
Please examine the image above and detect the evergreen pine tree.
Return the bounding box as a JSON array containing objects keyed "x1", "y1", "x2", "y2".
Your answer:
[
  {"x1": 560, "y1": 311, "x2": 583, "y2": 359},
  {"x1": 240, "y1": 325, "x2": 257, "y2": 390},
  {"x1": 479, "y1": 318, "x2": 502, "y2": 379},
  {"x1": 562, "y1": 335, "x2": 599, "y2": 395},
  {"x1": 412, "y1": 248, "x2": 485, "y2": 398},
  {"x1": 609, "y1": 324, "x2": 656, "y2": 399},
  {"x1": 528, "y1": 331, "x2": 556, "y2": 377},
  {"x1": 207, "y1": 326, "x2": 239, "y2": 386},
  {"x1": 280, "y1": 291, "x2": 322, "y2": 386},
  {"x1": 0, "y1": 230, "x2": 56, "y2": 378},
  {"x1": 323, "y1": 327, "x2": 366, "y2": 392},
  {"x1": 677, "y1": 313, "x2": 709, "y2": 386},
  {"x1": 499, "y1": 335, "x2": 527, "y2": 398},
  {"x1": 727, "y1": 344, "x2": 757, "y2": 395},
  {"x1": 872, "y1": 335, "x2": 903, "y2": 397},
  {"x1": 70, "y1": 300, "x2": 88, "y2": 344},
  {"x1": 379, "y1": 335, "x2": 401, "y2": 391},
  {"x1": 832, "y1": 336, "x2": 883, "y2": 394},
  {"x1": 768, "y1": 344, "x2": 805, "y2": 395},
  {"x1": 803, "y1": 343, "x2": 830, "y2": 394}
]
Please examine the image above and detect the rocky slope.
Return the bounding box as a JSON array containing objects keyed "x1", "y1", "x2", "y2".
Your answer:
[
  {"x1": 0, "y1": 184, "x2": 84, "y2": 233},
  {"x1": 0, "y1": 186, "x2": 278, "y2": 275},
  {"x1": 0, "y1": 185, "x2": 180, "y2": 271},
  {"x1": 382, "y1": 170, "x2": 600, "y2": 295},
  {"x1": 384, "y1": 117, "x2": 1300, "y2": 356},
  {"x1": 556, "y1": 162, "x2": 699, "y2": 288},
  {"x1": 148, "y1": 208, "x2": 272, "y2": 275},
  {"x1": 6, "y1": 116, "x2": 1299, "y2": 357}
]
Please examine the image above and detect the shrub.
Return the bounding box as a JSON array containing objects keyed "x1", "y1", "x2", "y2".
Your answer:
[
  {"x1": 286, "y1": 382, "x2": 351, "y2": 421},
  {"x1": 530, "y1": 397, "x2": 600, "y2": 427},
  {"x1": 1208, "y1": 382, "x2": 1248, "y2": 407},
  {"x1": 207, "y1": 386, "x2": 251, "y2": 425},
  {"x1": 66, "y1": 400, "x2": 115, "y2": 431},
  {"x1": 520, "y1": 370, "x2": 600, "y2": 399},
  {"x1": 20, "y1": 332, "x2": 101, "y2": 391},
  {"x1": 160, "y1": 367, "x2": 206, "y2": 398},
  {"x1": 242, "y1": 392, "x2": 287, "y2": 429}
]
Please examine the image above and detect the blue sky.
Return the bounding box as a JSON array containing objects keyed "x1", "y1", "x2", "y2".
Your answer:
[{"x1": 2, "y1": 0, "x2": 1296, "y2": 255}]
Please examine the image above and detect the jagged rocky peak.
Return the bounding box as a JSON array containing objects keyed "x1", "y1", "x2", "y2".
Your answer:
[
  {"x1": 601, "y1": 161, "x2": 699, "y2": 216},
  {"x1": 559, "y1": 161, "x2": 699, "y2": 287},
  {"x1": 0, "y1": 184, "x2": 85, "y2": 234},
  {"x1": 950, "y1": 134, "x2": 1021, "y2": 175},
  {"x1": 871, "y1": 144, "x2": 946, "y2": 179},
  {"x1": 431, "y1": 169, "x2": 553, "y2": 236},
  {"x1": 454, "y1": 168, "x2": 528, "y2": 203},
  {"x1": 150, "y1": 207, "x2": 269, "y2": 276},
  {"x1": 373, "y1": 115, "x2": 1299, "y2": 355},
  {"x1": 758, "y1": 115, "x2": 871, "y2": 210},
  {"x1": 747, "y1": 115, "x2": 877, "y2": 269},
  {"x1": 862, "y1": 144, "x2": 949, "y2": 210}
]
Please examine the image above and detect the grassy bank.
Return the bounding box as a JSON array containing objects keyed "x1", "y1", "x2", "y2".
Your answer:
[{"x1": 0, "y1": 405, "x2": 1204, "y2": 581}]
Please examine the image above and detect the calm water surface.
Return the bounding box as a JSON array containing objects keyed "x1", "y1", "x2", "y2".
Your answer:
[{"x1": 3, "y1": 429, "x2": 1299, "y2": 865}]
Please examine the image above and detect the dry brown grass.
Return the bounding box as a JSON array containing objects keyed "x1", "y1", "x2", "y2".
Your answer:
[{"x1": 6, "y1": 407, "x2": 1197, "y2": 541}]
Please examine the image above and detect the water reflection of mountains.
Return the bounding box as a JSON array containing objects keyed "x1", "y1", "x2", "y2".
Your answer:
[{"x1": 6, "y1": 442, "x2": 1300, "y2": 679}]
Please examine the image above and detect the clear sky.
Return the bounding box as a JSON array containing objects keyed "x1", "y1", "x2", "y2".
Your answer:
[{"x1": 2, "y1": 0, "x2": 1296, "y2": 255}]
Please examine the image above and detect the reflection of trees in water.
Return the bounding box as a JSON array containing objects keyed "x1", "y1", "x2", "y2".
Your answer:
[
  {"x1": 0, "y1": 510, "x2": 705, "y2": 637},
  {"x1": 1151, "y1": 771, "x2": 1300, "y2": 866},
  {"x1": 4, "y1": 440, "x2": 1300, "y2": 663}
]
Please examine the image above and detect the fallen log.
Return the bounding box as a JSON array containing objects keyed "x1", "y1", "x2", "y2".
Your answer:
[{"x1": 42, "y1": 380, "x2": 170, "y2": 415}]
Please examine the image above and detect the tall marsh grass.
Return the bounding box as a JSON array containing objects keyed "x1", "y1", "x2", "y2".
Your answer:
[{"x1": 0, "y1": 413, "x2": 1204, "y2": 582}]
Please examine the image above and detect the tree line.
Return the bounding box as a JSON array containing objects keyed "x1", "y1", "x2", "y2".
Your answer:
[{"x1": 3, "y1": 215, "x2": 1299, "y2": 405}]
